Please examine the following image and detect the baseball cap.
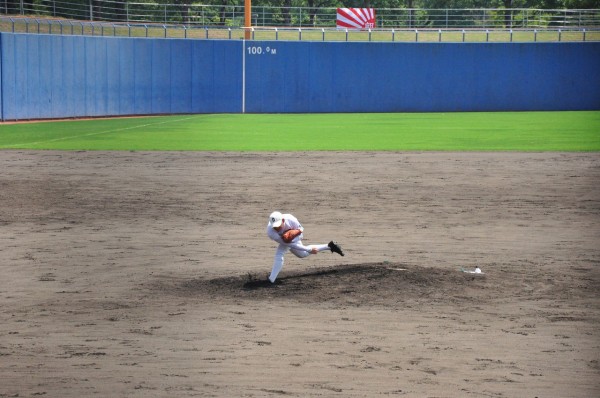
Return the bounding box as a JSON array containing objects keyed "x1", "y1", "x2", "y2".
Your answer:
[{"x1": 268, "y1": 211, "x2": 283, "y2": 228}]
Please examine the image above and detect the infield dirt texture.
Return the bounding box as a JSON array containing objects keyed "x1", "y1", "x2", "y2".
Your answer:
[{"x1": 1, "y1": 150, "x2": 599, "y2": 397}]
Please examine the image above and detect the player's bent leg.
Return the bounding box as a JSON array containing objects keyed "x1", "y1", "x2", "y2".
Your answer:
[
  {"x1": 314, "y1": 244, "x2": 331, "y2": 252},
  {"x1": 290, "y1": 243, "x2": 330, "y2": 258},
  {"x1": 290, "y1": 248, "x2": 310, "y2": 258}
]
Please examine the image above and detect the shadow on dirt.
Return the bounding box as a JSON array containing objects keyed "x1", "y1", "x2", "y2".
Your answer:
[{"x1": 242, "y1": 268, "x2": 343, "y2": 290}]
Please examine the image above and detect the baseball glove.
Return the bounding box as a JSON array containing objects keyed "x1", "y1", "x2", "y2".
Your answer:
[{"x1": 282, "y1": 229, "x2": 302, "y2": 243}]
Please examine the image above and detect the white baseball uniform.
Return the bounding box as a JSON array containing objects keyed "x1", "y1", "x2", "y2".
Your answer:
[{"x1": 266, "y1": 213, "x2": 330, "y2": 283}]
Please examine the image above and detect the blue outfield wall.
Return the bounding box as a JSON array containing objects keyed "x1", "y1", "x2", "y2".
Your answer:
[
  {"x1": 0, "y1": 33, "x2": 243, "y2": 120},
  {"x1": 244, "y1": 40, "x2": 600, "y2": 113},
  {"x1": 0, "y1": 33, "x2": 599, "y2": 120}
]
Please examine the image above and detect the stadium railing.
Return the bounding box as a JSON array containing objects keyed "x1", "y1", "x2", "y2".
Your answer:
[{"x1": 1, "y1": 16, "x2": 599, "y2": 43}]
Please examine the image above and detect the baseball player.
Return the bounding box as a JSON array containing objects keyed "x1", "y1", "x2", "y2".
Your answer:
[{"x1": 266, "y1": 211, "x2": 344, "y2": 283}]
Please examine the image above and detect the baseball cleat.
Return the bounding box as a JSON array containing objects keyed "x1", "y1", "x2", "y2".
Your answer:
[{"x1": 328, "y1": 241, "x2": 344, "y2": 256}]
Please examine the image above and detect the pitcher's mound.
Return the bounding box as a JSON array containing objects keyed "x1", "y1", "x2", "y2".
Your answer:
[{"x1": 174, "y1": 263, "x2": 490, "y2": 307}]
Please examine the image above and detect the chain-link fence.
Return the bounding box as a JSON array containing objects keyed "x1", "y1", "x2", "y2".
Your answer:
[
  {"x1": 2, "y1": 1, "x2": 599, "y2": 29},
  {"x1": 2, "y1": 16, "x2": 598, "y2": 42}
]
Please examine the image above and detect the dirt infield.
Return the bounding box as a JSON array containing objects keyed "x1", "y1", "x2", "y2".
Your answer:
[{"x1": 1, "y1": 151, "x2": 599, "y2": 397}]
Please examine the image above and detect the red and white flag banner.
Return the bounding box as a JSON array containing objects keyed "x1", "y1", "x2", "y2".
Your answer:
[{"x1": 336, "y1": 8, "x2": 376, "y2": 29}]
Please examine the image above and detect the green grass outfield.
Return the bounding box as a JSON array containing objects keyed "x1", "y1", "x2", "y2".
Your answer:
[{"x1": 1, "y1": 111, "x2": 599, "y2": 151}]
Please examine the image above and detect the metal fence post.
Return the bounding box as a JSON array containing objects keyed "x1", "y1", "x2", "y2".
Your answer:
[
  {"x1": 345, "y1": 28, "x2": 348, "y2": 42},
  {"x1": 321, "y1": 28, "x2": 325, "y2": 41},
  {"x1": 415, "y1": 29, "x2": 418, "y2": 42},
  {"x1": 392, "y1": 28, "x2": 395, "y2": 42},
  {"x1": 558, "y1": 28, "x2": 562, "y2": 41},
  {"x1": 486, "y1": 29, "x2": 489, "y2": 42},
  {"x1": 462, "y1": 29, "x2": 465, "y2": 42},
  {"x1": 369, "y1": 28, "x2": 372, "y2": 42},
  {"x1": 534, "y1": 29, "x2": 537, "y2": 42},
  {"x1": 583, "y1": 28, "x2": 586, "y2": 42},
  {"x1": 438, "y1": 29, "x2": 442, "y2": 42}
]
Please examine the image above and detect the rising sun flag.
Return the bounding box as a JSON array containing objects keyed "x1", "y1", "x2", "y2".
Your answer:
[{"x1": 336, "y1": 8, "x2": 376, "y2": 29}]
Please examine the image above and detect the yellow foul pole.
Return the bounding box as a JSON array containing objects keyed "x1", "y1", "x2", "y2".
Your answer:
[{"x1": 244, "y1": 0, "x2": 251, "y2": 39}]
